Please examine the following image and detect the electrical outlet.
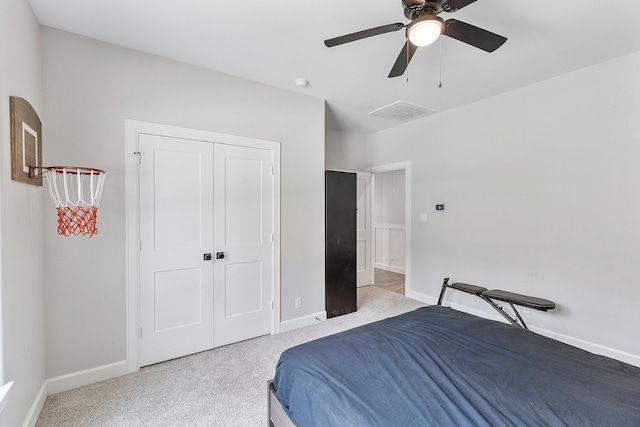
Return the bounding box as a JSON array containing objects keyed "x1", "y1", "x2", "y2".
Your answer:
[{"x1": 295, "y1": 298, "x2": 302, "y2": 309}]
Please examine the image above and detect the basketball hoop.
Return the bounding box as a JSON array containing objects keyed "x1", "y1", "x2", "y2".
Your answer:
[{"x1": 41, "y1": 166, "x2": 105, "y2": 237}]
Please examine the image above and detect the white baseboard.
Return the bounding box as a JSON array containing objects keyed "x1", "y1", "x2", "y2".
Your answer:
[
  {"x1": 532, "y1": 327, "x2": 640, "y2": 367},
  {"x1": 405, "y1": 289, "x2": 437, "y2": 306},
  {"x1": 375, "y1": 264, "x2": 405, "y2": 275},
  {"x1": 406, "y1": 289, "x2": 640, "y2": 368},
  {"x1": 22, "y1": 381, "x2": 46, "y2": 427},
  {"x1": 279, "y1": 311, "x2": 327, "y2": 333},
  {"x1": 46, "y1": 361, "x2": 128, "y2": 395}
]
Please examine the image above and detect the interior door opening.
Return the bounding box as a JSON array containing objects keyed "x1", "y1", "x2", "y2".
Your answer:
[{"x1": 366, "y1": 162, "x2": 411, "y2": 296}]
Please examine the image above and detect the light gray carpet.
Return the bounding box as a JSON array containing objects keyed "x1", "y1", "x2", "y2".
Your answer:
[{"x1": 36, "y1": 286, "x2": 425, "y2": 426}]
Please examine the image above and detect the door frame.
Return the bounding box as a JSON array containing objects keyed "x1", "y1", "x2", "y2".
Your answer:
[
  {"x1": 356, "y1": 171, "x2": 373, "y2": 287},
  {"x1": 365, "y1": 161, "x2": 412, "y2": 295},
  {"x1": 125, "y1": 120, "x2": 281, "y2": 373}
]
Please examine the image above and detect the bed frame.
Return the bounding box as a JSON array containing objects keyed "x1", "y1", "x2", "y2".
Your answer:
[{"x1": 268, "y1": 380, "x2": 295, "y2": 427}]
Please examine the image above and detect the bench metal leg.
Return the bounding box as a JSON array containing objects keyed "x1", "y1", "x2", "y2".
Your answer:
[
  {"x1": 510, "y1": 302, "x2": 528, "y2": 330},
  {"x1": 480, "y1": 296, "x2": 528, "y2": 330},
  {"x1": 437, "y1": 277, "x2": 450, "y2": 306}
]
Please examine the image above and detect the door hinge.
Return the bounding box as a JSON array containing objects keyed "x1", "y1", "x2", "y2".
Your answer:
[
  {"x1": 139, "y1": 326, "x2": 142, "y2": 339},
  {"x1": 134, "y1": 151, "x2": 142, "y2": 165},
  {"x1": 270, "y1": 233, "x2": 274, "y2": 243},
  {"x1": 139, "y1": 239, "x2": 142, "y2": 252},
  {"x1": 271, "y1": 300, "x2": 274, "y2": 310},
  {"x1": 271, "y1": 165, "x2": 274, "y2": 175}
]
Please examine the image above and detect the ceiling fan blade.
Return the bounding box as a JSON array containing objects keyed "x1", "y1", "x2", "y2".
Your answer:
[
  {"x1": 442, "y1": 0, "x2": 479, "y2": 12},
  {"x1": 324, "y1": 23, "x2": 405, "y2": 47},
  {"x1": 388, "y1": 42, "x2": 418, "y2": 78},
  {"x1": 443, "y1": 19, "x2": 507, "y2": 52},
  {"x1": 402, "y1": 0, "x2": 425, "y2": 6}
]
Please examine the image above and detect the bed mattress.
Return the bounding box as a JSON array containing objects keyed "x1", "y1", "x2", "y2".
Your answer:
[{"x1": 273, "y1": 305, "x2": 640, "y2": 426}]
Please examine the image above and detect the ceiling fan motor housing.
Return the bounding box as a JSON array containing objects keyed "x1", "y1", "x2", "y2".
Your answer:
[{"x1": 403, "y1": 0, "x2": 444, "y2": 20}]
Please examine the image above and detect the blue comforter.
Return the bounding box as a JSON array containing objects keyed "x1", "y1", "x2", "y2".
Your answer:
[{"x1": 273, "y1": 305, "x2": 640, "y2": 426}]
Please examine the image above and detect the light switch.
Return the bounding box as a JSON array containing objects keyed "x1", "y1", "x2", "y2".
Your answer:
[{"x1": 419, "y1": 214, "x2": 428, "y2": 223}]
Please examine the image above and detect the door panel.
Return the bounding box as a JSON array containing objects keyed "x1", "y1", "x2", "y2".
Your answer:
[
  {"x1": 356, "y1": 172, "x2": 372, "y2": 286},
  {"x1": 225, "y1": 261, "x2": 263, "y2": 316},
  {"x1": 225, "y1": 156, "x2": 263, "y2": 245},
  {"x1": 325, "y1": 171, "x2": 357, "y2": 318},
  {"x1": 139, "y1": 134, "x2": 214, "y2": 367},
  {"x1": 154, "y1": 268, "x2": 203, "y2": 331},
  {"x1": 213, "y1": 143, "x2": 273, "y2": 347},
  {"x1": 153, "y1": 149, "x2": 206, "y2": 250}
]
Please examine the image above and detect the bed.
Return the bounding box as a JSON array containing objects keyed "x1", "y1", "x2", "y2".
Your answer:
[{"x1": 269, "y1": 305, "x2": 640, "y2": 426}]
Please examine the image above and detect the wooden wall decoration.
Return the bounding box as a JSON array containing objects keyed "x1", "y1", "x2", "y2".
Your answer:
[{"x1": 10, "y1": 96, "x2": 42, "y2": 186}]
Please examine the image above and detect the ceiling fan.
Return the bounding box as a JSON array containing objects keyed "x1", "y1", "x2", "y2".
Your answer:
[{"x1": 324, "y1": 0, "x2": 507, "y2": 78}]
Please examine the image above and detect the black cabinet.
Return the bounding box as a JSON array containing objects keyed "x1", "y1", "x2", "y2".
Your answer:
[{"x1": 325, "y1": 171, "x2": 357, "y2": 318}]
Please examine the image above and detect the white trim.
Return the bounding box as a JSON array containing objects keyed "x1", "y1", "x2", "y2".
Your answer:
[
  {"x1": 279, "y1": 311, "x2": 327, "y2": 333},
  {"x1": 408, "y1": 289, "x2": 640, "y2": 368},
  {"x1": 270, "y1": 143, "x2": 282, "y2": 336},
  {"x1": 0, "y1": 381, "x2": 14, "y2": 414},
  {"x1": 373, "y1": 223, "x2": 406, "y2": 274},
  {"x1": 530, "y1": 326, "x2": 640, "y2": 368},
  {"x1": 125, "y1": 120, "x2": 141, "y2": 373},
  {"x1": 365, "y1": 162, "x2": 412, "y2": 295},
  {"x1": 21, "y1": 381, "x2": 46, "y2": 427},
  {"x1": 373, "y1": 223, "x2": 406, "y2": 230},
  {"x1": 381, "y1": 265, "x2": 406, "y2": 275},
  {"x1": 46, "y1": 361, "x2": 128, "y2": 395},
  {"x1": 125, "y1": 119, "x2": 281, "y2": 373}
]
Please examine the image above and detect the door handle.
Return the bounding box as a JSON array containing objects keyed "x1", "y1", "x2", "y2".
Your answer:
[
  {"x1": 216, "y1": 252, "x2": 225, "y2": 260},
  {"x1": 203, "y1": 253, "x2": 212, "y2": 261}
]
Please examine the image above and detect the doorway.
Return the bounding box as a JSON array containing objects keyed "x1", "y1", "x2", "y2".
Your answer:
[
  {"x1": 125, "y1": 120, "x2": 281, "y2": 371},
  {"x1": 366, "y1": 162, "x2": 411, "y2": 296}
]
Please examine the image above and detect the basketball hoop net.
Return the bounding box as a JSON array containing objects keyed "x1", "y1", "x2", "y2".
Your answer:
[{"x1": 43, "y1": 166, "x2": 105, "y2": 237}]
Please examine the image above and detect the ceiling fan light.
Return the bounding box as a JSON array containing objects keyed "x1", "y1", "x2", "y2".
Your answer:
[{"x1": 407, "y1": 15, "x2": 444, "y2": 47}]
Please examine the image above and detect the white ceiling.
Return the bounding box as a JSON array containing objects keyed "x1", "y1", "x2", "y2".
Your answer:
[{"x1": 28, "y1": 0, "x2": 640, "y2": 135}]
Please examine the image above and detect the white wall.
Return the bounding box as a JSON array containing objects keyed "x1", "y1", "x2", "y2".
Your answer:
[
  {"x1": 365, "y1": 51, "x2": 640, "y2": 364},
  {"x1": 41, "y1": 28, "x2": 326, "y2": 378},
  {"x1": 325, "y1": 127, "x2": 365, "y2": 171},
  {"x1": 0, "y1": 0, "x2": 46, "y2": 425},
  {"x1": 373, "y1": 170, "x2": 405, "y2": 225}
]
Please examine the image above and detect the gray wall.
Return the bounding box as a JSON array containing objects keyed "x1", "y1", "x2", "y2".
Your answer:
[
  {"x1": 373, "y1": 170, "x2": 406, "y2": 225},
  {"x1": 366, "y1": 51, "x2": 640, "y2": 363},
  {"x1": 325, "y1": 127, "x2": 365, "y2": 171},
  {"x1": 42, "y1": 27, "x2": 326, "y2": 377},
  {"x1": 0, "y1": 0, "x2": 46, "y2": 425}
]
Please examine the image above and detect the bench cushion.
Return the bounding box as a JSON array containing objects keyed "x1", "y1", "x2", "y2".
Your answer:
[
  {"x1": 482, "y1": 289, "x2": 556, "y2": 311},
  {"x1": 450, "y1": 282, "x2": 488, "y2": 295}
]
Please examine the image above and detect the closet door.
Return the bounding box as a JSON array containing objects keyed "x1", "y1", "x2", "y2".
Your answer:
[
  {"x1": 137, "y1": 130, "x2": 276, "y2": 367},
  {"x1": 325, "y1": 171, "x2": 357, "y2": 318},
  {"x1": 139, "y1": 134, "x2": 214, "y2": 367},
  {"x1": 212, "y1": 143, "x2": 274, "y2": 347}
]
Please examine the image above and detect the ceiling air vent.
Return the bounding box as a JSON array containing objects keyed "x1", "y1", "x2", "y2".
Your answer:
[{"x1": 369, "y1": 101, "x2": 435, "y2": 122}]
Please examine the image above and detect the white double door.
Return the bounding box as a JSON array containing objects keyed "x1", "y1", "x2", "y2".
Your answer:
[{"x1": 138, "y1": 133, "x2": 274, "y2": 367}]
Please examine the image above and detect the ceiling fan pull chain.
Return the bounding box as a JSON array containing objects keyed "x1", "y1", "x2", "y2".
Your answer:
[{"x1": 439, "y1": 38, "x2": 443, "y2": 88}]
